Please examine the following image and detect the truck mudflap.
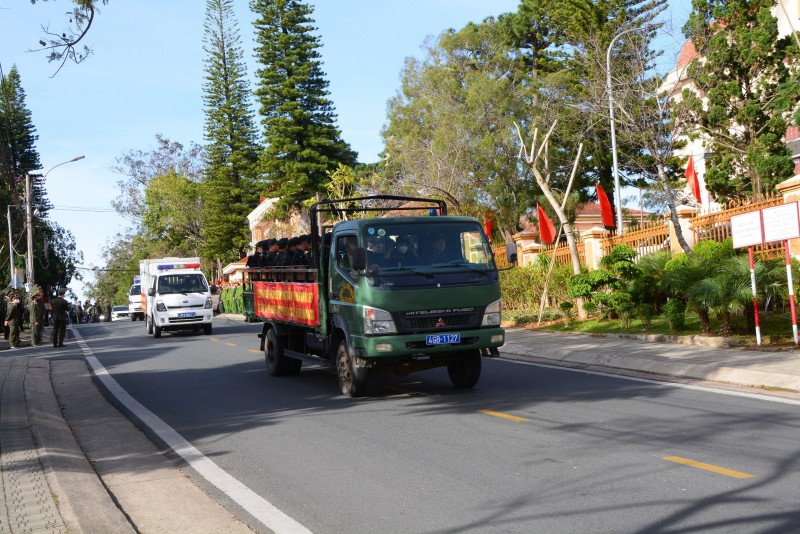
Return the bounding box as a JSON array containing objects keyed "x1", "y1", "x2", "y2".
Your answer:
[{"x1": 352, "y1": 326, "x2": 504, "y2": 362}]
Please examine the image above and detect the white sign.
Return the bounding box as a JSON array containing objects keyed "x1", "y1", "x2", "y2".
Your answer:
[
  {"x1": 731, "y1": 210, "x2": 764, "y2": 248},
  {"x1": 762, "y1": 202, "x2": 800, "y2": 243}
]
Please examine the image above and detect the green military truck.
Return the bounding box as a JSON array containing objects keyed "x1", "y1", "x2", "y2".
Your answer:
[{"x1": 243, "y1": 195, "x2": 510, "y2": 397}]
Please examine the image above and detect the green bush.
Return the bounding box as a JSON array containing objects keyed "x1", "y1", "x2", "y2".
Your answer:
[
  {"x1": 662, "y1": 299, "x2": 686, "y2": 332},
  {"x1": 500, "y1": 260, "x2": 573, "y2": 311}
]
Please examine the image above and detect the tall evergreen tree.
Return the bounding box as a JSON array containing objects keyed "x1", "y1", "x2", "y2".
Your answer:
[
  {"x1": 201, "y1": 0, "x2": 261, "y2": 263},
  {"x1": 251, "y1": 0, "x2": 356, "y2": 214},
  {"x1": 0, "y1": 65, "x2": 42, "y2": 285},
  {"x1": 679, "y1": 0, "x2": 798, "y2": 200}
]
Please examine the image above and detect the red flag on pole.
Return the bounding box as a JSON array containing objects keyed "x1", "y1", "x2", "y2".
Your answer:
[
  {"x1": 685, "y1": 156, "x2": 701, "y2": 204},
  {"x1": 537, "y1": 204, "x2": 557, "y2": 244},
  {"x1": 483, "y1": 213, "x2": 494, "y2": 242},
  {"x1": 596, "y1": 183, "x2": 616, "y2": 229}
]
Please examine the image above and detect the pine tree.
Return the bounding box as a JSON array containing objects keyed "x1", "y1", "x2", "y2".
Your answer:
[
  {"x1": 680, "y1": 0, "x2": 798, "y2": 200},
  {"x1": 251, "y1": 0, "x2": 356, "y2": 214},
  {"x1": 201, "y1": 0, "x2": 261, "y2": 263},
  {"x1": 0, "y1": 65, "x2": 42, "y2": 285}
]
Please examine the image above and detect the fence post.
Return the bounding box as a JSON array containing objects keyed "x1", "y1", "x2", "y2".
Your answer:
[
  {"x1": 512, "y1": 230, "x2": 541, "y2": 267},
  {"x1": 776, "y1": 176, "x2": 800, "y2": 259},
  {"x1": 581, "y1": 227, "x2": 607, "y2": 271},
  {"x1": 669, "y1": 205, "x2": 699, "y2": 254}
]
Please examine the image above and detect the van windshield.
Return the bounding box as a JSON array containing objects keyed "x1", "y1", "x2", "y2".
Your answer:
[{"x1": 157, "y1": 274, "x2": 209, "y2": 294}]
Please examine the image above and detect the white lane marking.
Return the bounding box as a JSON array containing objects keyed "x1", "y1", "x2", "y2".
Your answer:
[
  {"x1": 71, "y1": 328, "x2": 312, "y2": 534},
  {"x1": 497, "y1": 357, "x2": 800, "y2": 406}
]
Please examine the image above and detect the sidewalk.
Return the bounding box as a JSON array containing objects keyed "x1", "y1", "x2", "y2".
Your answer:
[{"x1": 1, "y1": 324, "x2": 798, "y2": 533}]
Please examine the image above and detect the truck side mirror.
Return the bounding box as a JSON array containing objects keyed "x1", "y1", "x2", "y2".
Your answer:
[
  {"x1": 352, "y1": 248, "x2": 367, "y2": 271},
  {"x1": 148, "y1": 288, "x2": 155, "y2": 297}
]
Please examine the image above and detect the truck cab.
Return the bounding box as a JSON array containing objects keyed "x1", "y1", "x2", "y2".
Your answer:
[{"x1": 127, "y1": 280, "x2": 144, "y2": 321}]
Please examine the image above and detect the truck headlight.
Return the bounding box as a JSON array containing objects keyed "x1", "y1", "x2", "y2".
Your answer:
[
  {"x1": 156, "y1": 300, "x2": 167, "y2": 312},
  {"x1": 204, "y1": 297, "x2": 212, "y2": 309},
  {"x1": 363, "y1": 306, "x2": 397, "y2": 335},
  {"x1": 481, "y1": 299, "x2": 502, "y2": 327}
]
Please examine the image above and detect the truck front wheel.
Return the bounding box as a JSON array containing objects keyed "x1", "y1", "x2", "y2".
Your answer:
[
  {"x1": 153, "y1": 324, "x2": 162, "y2": 338},
  {"x1": 336, "y1": 340, "x2": 367, "y2": 397},
  {"x1": 447, "y1": 350, "x2": 481, "y2": 389},
  {"x1": 147, "y1": 316, "x2": 153, "y2": 335}
]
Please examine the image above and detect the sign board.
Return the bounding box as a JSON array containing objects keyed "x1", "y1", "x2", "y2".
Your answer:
[
  {"x1": 730, "y1": 210, "x2": 764, "y2": 249},
  {"x1": 762, "y1": 202, "x2": 800, "y2": 243}
]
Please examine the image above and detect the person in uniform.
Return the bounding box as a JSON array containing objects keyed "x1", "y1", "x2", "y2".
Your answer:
[
  {"x1": 4, "y1": 292, "x2": 22, "y2": 348},
  {"x1": 50, "y1": 288, "x2": 71, "y2": 347},
  {"x1": 0, "y1": 289, "x2": 7, "y2": 340},
  {"x1": 29, "y1": 293, "x2": 44, "y2": 346}
]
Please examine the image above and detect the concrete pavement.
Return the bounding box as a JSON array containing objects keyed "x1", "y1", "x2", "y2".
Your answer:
[{"x1": 0, "y1": 321, "x2": 798, "y2": 533}]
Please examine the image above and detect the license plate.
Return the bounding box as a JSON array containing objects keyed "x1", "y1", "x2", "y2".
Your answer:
[
  {"x1": 426, "y1": 333, "x2": 461, "y2": 345},
  {"x1": 178, "y1": 312, "x2": 196, "y2": 318}
]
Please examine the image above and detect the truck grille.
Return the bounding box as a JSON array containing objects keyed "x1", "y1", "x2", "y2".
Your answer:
[
  {"x1": 167, "y1": 304, "x2": 204, "y2": 310},
  {"x1": 405, "y1": 314, "x2": 473, "y2": 330},
  {"x1": 397, "y1": 307, "x2": 483, "y2": 333}
]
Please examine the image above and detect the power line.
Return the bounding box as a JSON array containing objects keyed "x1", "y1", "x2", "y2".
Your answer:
[{"x1": 50, "y1": 205, "x2": 118, "y2": 213}]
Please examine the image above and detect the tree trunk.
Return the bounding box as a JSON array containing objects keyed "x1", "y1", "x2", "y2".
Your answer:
[
  {"x1": 698, "y1": 307, "x2": 711, "y2": 334},
  {"x1": 657, "y1": 164, "x2": 692, "y2": 253}
]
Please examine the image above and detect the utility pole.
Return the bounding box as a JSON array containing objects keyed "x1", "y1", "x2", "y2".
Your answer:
[
  {"x1": 607, "y1": 25, "x2": 652, "y2": 235},
  {"x1": 25, "y1": 173, "x2": 34, "y2": 288},
  {"x1": 7, "y1": 204, "x2": 14, "y2": 288}
]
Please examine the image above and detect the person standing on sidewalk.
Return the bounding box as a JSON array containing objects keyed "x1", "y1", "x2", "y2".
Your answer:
[
  {"x1": 29, "y1": 293, "x2": 44, "y2": 346},
  {"x1": 4, "y1": 292, "x2": 22, "y2": 348},
  {"x1": 50, "y1": 288, "x2": 71, "y2": 347}
]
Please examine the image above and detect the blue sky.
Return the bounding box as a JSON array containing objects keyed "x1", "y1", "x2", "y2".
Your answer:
[{"x1": 0, "y1": 1, "x2": 690, "y2": 299}]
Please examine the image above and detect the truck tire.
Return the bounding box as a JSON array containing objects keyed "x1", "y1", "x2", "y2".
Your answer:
[
  {"x1": 336, "y1": 340, "x2": 367, "y2": 397},
  {"x1": 153, "y1": 324, "x2": 162, "y2": 338},
  {"x1": 147, "y1": 316, "x2": 153, "y2": 335},
  {"x1": 203, "y1": 324, "x2": 212, "y2": 335},
  {"x1": 265, "y1": 329, "x2": 287, "y2": 376},
  {"x1": 130, "y1": 314, "x2": 136, "y2": 322},
  {"x1": 447, "y1": 350, "x2": 481, "y2": 389}
]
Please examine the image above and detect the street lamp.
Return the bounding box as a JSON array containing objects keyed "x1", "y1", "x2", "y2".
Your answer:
[
  {"x1": 24, "y1": 155, "x2": 85, "y2": 288},
  {"x1": 607, "y1": 26, "x2": 651, "y2": 235}
]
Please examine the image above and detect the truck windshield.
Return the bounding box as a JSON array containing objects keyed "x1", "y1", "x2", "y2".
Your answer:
[
  {"x1": 362, "y1": 221, "x2": 496, "y2": 272},
  {"x1": 129, "y1": 284, "x2": 141, "y2": 296},
  {"x1": 157, "y1": 274, "x2": 209, "y2": 294}
]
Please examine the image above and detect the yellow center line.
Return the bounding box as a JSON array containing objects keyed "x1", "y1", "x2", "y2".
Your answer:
[
  {"x1": 663, "y1": 456, "x2": 754, "y2": 479},
  {"x1": 248, "y1": 349, "x2": 261, "y2": 353},
  {"x1": 225, "y1": 342, "x2": 237, "y2": 347},
  {"x1": 209, "y1": 337, "x2": 220, "y2": 342},
  {"x1": 480, "y1": 409, "x2": 528, "y2": 423}
]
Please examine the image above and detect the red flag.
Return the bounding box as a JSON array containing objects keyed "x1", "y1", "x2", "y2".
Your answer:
[
  {"x1": 596, "y1": 183, "x2": 616, "y2": 229},
  {"x1": 685, "y1": 156, "x2": 701, "y2": 203},
  {"x1": 483, "y1": 213, "x2": 494, "y2": 242},
  {"x1": 537, "y1": 204, "x2": 557, "y2": 244}
]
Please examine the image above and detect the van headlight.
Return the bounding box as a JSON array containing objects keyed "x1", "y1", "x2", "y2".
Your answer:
[
  {"x1": 363, "y1": 306, "x2": 397, "y2": 335},
  {"x1": 481, "y1": 299, "x2": 502, "y2": 326},
  {"x1": 204, "y1": 297, "x2": 212, "y2": 309},
  {"x1": 156, "y1": 300, "x2": 167, "y2": 312}
]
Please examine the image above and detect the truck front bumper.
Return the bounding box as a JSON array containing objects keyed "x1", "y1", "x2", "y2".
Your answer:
[{"x1": 354, "y1": 327, "x2": 504, "y2": 359}]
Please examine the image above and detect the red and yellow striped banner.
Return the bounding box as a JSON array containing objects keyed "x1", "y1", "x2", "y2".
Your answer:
[{"x1": 254, "y1": 282, "x2": 319, "y2": 326}]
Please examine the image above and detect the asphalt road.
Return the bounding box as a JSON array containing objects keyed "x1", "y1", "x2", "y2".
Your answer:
[{"x1": 76, "y1": 316, "x2": 800, "y2": 533}]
